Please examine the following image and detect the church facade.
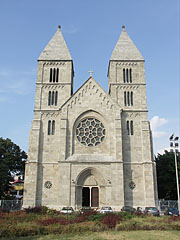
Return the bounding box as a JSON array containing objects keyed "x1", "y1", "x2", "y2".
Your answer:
[{"x1": 23, "y1": 26, "x2": 158, "y2": 210}]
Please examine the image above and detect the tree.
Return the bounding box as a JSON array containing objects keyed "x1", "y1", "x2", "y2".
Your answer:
[
  {"x1": 155, "y1": 150, "x2": 180, "y2": 200},
  {"x1": 0, "y1": 138, "x2": 27, "y2": 199}
]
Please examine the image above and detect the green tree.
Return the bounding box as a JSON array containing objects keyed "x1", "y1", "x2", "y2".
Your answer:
[
  {"x1": 155, "y1": 150, "x2": 180, "y2": 200},
  {"x1": 0, "y1": 138, "x2": 27, "y2": 199}
]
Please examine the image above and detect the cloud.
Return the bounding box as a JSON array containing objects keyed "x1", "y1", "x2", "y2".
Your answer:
[{"x1": 150, "y1": 116, "x2": 168, "y2": 139}]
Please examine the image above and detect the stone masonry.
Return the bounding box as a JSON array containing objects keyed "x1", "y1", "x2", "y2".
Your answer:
[{"x1": 23, "y1": 26, "x2": 158, "y2": 210}]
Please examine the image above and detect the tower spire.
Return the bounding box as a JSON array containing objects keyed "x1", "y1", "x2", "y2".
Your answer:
[
  {"x1": 38, "y1": 26, "x2": 72, "y2": 61},
  {"x1": 110, "y1": 27, "x2": 144, "y2": 61}
]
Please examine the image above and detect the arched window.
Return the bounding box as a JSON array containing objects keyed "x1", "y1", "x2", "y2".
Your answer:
[
  {"x1": 48, "y1": 91, "x2": 51, "y2": 106},
  {"x1": 53, "y1": 68, "x2": 56, "y2": 82},
  {"x1": 131, "y1": 92, "x2": 133, "y2": 106},
  {"x1": 56, "y1": 68, "x2": 59, "y2": 82},
  {"x1": 126, "y1": 69, "x2": 129, "y2": 83},
  {"x1": 52, "y1": 120, "x2": 55, "y2": 135},
  {"x1": 52, "y1": 91, "x2": 55, "y2": 105},
  {"x1": 123, "y1": 69, "x2": 125, "y2": 83},
  {"x1": 55, "y1": 91, "x2": 58, "y2": 106},
  {"x1": 130, "y1": 121, "x2": 133, "y2": 135},
  {"x1": 127, "y1": 121, "x2": 130, "y2": 135},
  {"x1": 130, "y1": 68, "x2": 132, "y2": 83},
  {"x1": 50, "y1": 68, "x2": 52, "y2": 82},
  {"x1": 48, "y1": 120, "x2": 51, "y2": 135},
  {"x1": 127, "y1": 91, "x2": 130, "y2": 106},
  {"x1": 124, "y1": 91, "x2": 127, "y2": 106}
]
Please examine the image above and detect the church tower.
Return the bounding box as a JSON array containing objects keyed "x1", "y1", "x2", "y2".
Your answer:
[
  {"x1": 108, "y1": 26, "x2": 158, "y2": 206},
  {"x1": 23, "y1": 26, "x2": 158, "y2": 209},
  {"x1": 23, "y1": 26, "x2": 74, "y2": 207}
]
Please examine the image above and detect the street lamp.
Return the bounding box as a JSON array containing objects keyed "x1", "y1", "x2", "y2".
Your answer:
[{"x1": 169, "y1": 134, "x2": 180, "y2": 212}]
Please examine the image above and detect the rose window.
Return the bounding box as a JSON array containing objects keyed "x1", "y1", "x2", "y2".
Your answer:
[{"x1": 76, "y1": 118, "x2": 106, "y2": 147}]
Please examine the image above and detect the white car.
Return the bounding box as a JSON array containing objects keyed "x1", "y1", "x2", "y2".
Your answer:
[
  {"x1": 100, "y1": 206, "x2": 113, "y2": 214},
  {"x1": 60, "y1": 207, "x2": 74, "y2": 214}
]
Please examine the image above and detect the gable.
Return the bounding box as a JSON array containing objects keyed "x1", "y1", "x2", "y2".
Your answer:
[{"x1": 60, "y1": 77, "x2": 120, "y2": 114}]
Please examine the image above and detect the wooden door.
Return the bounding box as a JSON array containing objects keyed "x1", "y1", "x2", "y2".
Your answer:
[{"x1": 91, "y1": 187, "x2": 99, "y2": 207}]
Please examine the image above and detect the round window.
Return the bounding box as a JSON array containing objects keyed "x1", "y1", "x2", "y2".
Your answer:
[{"x1": 76, "y1": 118, "x2": 106, "y2": 147}]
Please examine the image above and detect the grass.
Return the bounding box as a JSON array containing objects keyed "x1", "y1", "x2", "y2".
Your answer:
[{"x1": 2, "y1": 231, "x2": 180, "y2": 240}]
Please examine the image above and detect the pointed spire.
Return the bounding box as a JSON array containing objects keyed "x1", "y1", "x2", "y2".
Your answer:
[
  {"x1": 38, "y1": 25, "x2": 72, "y2": 61},
  {"x1": 110, "y1": 26, "x2": 144, "y2": 61}
]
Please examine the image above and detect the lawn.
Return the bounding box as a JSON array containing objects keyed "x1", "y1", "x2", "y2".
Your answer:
[{"x1": 3, "y1": 231, "x2": 180, "y2": 240}]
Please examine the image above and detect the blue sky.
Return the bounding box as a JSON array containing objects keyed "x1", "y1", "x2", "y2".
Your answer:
[{"x1": 0, "y1": 0, "x2": 179, "y2": 155}]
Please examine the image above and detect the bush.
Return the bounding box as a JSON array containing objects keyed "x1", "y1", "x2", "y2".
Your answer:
[
  {"x1": 88, "y1": 213, "x2": 104, "y2": 222},
  {"x1": 24, "y1": 206, "x2": 48, "y2": 214},
  {"x1": 38, "y1": 217, "x2": 72, "y2": 226},
  {"x1": 101, "y1": 214, "x2": 122, "y2": 228}
]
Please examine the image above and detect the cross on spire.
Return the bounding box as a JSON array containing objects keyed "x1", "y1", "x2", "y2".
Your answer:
[{"x1": 88, "y1": 70, "x2": 94, "y2": 77}]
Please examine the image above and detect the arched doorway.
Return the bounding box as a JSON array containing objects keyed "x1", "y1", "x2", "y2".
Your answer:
[
  {"x1": 82, "y1": 175, "x2": 99, "y2": 207},
  {"x1": 76, "y1": 168, "x2": 105, "y2": 208}
]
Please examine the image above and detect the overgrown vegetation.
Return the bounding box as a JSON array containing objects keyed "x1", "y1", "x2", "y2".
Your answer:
[{"x1": 0, "y1": 206, "x2": 180, "y2": 238}]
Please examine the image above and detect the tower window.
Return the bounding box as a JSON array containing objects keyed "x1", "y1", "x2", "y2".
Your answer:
[
  {"x1": 53, "y1": 68, "x2": 56, "y2": 82},
  {"x1": 127, "y1": 91, "x2": 130, "y2": 106},
  {"x1": 130, "y1": 91, "x2": 133, "y2": 106},
  {"x1": 127, "y1": 121, "x2": 130, "y2": 135},
  {"x1": 48, "y1": 91, "x2": 58, "y2": 106},
  {"x1": 124, "y1": 91, "x2": 133, "y2": 106},
  {"x1": 124, "y1": 91, "x2": 127, "y2": 106},
  {"x1": 48, "y1": 120, "x2": 55, "y2": 135},
  {"x1": 52, "y1": 91, "x2": 55, "y2": 105},
  {"x1": 55, "y1": 91, "x2": 58, "y2": 106},
  {"x1": 48, "y1": 120, "x2": 51, "y2": 135},
  {"x1": 49, "y1": 68, "x2": 59, "y2": 83},
  {"x1": 130, "y1": 120, "x2": 133, "y2": 135},
  {"x1": 126, "y1": 69, "x2": 129, "y2": 83},
  {"x1": 56, "y1": 68, "x2": 59, "y2": 82},
  {"x1": 123, "y1": 69, "x2": 125, "y2": 83},
  {"x1": 52, "y1": 120, "x2": 55, "y2": 135},
  {"x1": 130, "y1": 68, "x2": 132, "y2": 83},
  {"x1": 48, "y1": 91, "x2": 51, "y2": 106},
  {"x1": 127, "y1": 120, "x2": 134, "y2": 136},
  {"x1": 123, "y1": 68, "x2": 132, "y2": 83},
  {"x1": 50, "y1": 68, "x2": 52, "y2": 82}
]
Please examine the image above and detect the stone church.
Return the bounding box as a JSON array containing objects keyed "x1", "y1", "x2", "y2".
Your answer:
[{"x1": 23, "y1": 26, "x2": 158, "y2": 210}]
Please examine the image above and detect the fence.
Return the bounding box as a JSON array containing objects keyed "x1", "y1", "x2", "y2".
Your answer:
[
  {"x1": 0, "y1": 199, "x2": 178, "y2": 212},
  {"x1": 158, "y1": 200, "x2": 178, "y2": 211},
  {"x1": 0, "y1": 200, "x2": 23, "y2": 212}
]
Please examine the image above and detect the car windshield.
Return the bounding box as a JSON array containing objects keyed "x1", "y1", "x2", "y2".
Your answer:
[
  {"x1": 146, "y1": 207, "x2": 157, "y2": 211},
  {"x1": 62, "y1": 207, "x2": 72, "y2": 210},
  {"x1": 102, "y1": 207, "x2": 112, "y2": 210}
]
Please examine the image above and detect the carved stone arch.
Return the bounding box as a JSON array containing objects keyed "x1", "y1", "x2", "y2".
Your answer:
[{"x1": 76, "y1": 167, "x2": 105, "y2": 186}]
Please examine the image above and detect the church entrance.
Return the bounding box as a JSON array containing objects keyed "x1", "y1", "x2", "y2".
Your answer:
[{"x1": 82, "y1": 187, "x2": 99, "y2": 207}]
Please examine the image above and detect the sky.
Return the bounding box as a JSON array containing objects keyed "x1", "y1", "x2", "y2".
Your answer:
[{"x1": 0, "y1": 0, "x2": 179, "y2": 155}]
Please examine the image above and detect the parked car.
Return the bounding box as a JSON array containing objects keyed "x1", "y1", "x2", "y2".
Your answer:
[
  {"x1": 144, "y1": 207, "x2": 160, "y2": 216},
  {"x1": 100, "y1": 206, "x2": 113, "y2": 214},
  {"x1": 121, "y1": 206, "x2": 136, "y2": 213},
  {"x1": 164, "y1": 207, "x2": 179, "y2": 216},
  {"x1": 60, "y1": 207, "x2": 74, "y2": 214}
]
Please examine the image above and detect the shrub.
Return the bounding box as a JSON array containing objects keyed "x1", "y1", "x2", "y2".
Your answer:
[
  {"x1": 88, "y1": 213, "x2": 104, "y2": 222},
  {"x1": 38, "y1": 217, "x2": 72, "y2": 226},
  {"x1": 24, "y1": 206, "x2": 48, "y2": 214},
  {"x1": 119, "y1": 211, "x2": 134, "y2": 220},
  {"x1": 101, "y1": 214, "x2": 122, "y2": 228},
  {"x1": 73, "y1": 214, "x2": 88, "y2": 223}
]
